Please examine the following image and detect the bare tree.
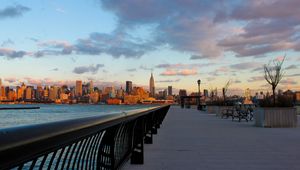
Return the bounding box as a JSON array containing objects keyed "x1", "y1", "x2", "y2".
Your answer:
[
  {"x1": 222, "y1": 80, "x2": 231, "y2": 104},
  {"x1": 264, "y1": 55, "x2": 285, "y2": 106}
]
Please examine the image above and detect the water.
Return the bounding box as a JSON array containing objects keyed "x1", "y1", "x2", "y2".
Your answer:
[{"x1": 0, "y1": 104, "x2": 155, "y2": 129}]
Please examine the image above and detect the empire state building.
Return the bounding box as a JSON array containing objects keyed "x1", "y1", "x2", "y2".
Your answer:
[{"x1": 149, "y1": 73, "x2": 155, "y2": 97}]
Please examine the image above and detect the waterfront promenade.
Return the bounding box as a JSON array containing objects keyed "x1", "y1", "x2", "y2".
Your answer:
[{"x1": 124, "y1": 106, "x2": 300, "y2": 170}]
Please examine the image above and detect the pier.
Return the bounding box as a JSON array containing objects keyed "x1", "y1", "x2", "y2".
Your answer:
[{"x1": 124, "y1": 106, "x2": 300, "y2": 170}]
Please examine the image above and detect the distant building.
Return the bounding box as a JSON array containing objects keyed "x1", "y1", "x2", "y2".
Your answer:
[
  {"x1": 90, "y1": 91, "x2": 99, "y2": 103},
  {"x1": 89, "y1": 80, "x2": 94, "y2": 93},
  {"x1": 149, "y1": 73, "x2": 155, "y2": 97},
  {"x1": 295, "y1": 92, "x2": 300, "y2": 104},
  {"x1": 116, "y1": 88, "x2": 124, "y2": 99},
  {"x1": 75, "y1": 80, "x2": 82, "y2": 97},
  {"x1": 25, "y1": 86, "x2": 33, "y2": 100},
  {"x1": 49, "y1": 86, "x2": 59, "y2": 101},
  {"x1": 126, "y1": 81, "x2": 133, "y2": 94},
  {"x1": 36, "y1": 85, "x2": 43, "y2": 99},
  {"x1": 168, "y1": 86, "x2": 172, "y2": 96},
  {"x1": 44, "y1": 86, "x2": 49, "y2": 99},
  {"x1": 179, "y1": 89, "x2": 187, "y2": 97}
]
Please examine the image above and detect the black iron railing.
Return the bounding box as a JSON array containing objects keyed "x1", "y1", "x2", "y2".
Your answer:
[{"x1": 0, "y1": 105, "x2": 170, "y2": 170}]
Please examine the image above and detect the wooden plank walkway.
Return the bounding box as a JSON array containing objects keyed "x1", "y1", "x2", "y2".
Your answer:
[{"x1": 124, "y1": 106, "x2": 300, "y2": 170}]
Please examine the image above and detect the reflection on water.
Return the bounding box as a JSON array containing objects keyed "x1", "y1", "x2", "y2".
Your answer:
[{"x1": 0, "y1": 104, "x2": 153, "y2": 129}]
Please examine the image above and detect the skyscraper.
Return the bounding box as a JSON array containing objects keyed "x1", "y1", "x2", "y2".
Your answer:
[
  {"x1": 75, "y1": 80, "x2": 83, "y2": 97},
  {"x1": 89, "y1": 80, "x2": 94, "y2": 93},
  {"x1": 149, "y1": 73, "x2": 155, "y2": 97},
  {"x1": 126, "y1": 81, "x2": 132, "y2": 94},
  {"x1": 168, "y1": 86, "x2": 172, "y2": 96}
]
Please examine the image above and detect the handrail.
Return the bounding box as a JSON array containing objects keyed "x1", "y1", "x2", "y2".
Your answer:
[{"x1": 0, "y1": 105, "x2": 170, "y2": 170}]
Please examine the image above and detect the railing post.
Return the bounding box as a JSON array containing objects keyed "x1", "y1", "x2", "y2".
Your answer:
[
  {"x1": 144, "y1": 114, "x2": 153, "y2": 144},
  {"x1": 97, "y1": 126, "x2": 118, "y2": 170},
  {"x1": 131, "y1": 117, "x2": 144, "y2": 164}
]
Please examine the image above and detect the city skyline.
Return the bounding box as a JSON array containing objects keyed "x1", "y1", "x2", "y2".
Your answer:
[{"x1": 0, "y1": 0, "x2": 300, "y2": 93}]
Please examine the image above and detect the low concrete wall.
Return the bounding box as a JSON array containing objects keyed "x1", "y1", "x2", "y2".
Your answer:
[{"x1": 255, "y1": 107, "x2": 297, "y2": 128}]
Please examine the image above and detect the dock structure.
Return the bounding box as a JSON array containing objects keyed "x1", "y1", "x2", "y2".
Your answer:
[{"x1": 124, "y1": 106, "x2": 300, "y2": 170}]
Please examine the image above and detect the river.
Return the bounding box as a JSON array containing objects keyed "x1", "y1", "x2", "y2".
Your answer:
[{"x1": 0, "y1": 104, "x2": 155, "y2": 129}]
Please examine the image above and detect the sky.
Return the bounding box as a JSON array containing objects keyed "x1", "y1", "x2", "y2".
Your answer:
[{"x1": 0, "y1": 0, "x2": 300, "y2": 95}]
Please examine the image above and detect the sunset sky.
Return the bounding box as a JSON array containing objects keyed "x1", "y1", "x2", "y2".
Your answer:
[{"x1": 0, "y1": 0, "x2": 300, "y2": 94}]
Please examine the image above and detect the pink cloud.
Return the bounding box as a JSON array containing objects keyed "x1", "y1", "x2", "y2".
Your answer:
[
  {"x1": 160, "y1": 69, "x2": 197, "y2": 76},
  {"x1": 178, "y1": 69, "x2": 197, "y2": 76}
]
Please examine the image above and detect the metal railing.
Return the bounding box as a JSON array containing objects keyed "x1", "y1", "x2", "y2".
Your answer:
[{"x1": 0, "y1": 105, "x2": 170, "y2": 170}]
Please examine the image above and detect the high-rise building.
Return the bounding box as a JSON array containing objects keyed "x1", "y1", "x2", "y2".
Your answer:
[
  {"x1": 149, "y1": 73, "x2": 155, "y2": 97},
  {"x1": 75, "y1": 80, "x2": 83, "y2": 97},
  {"x1": 49, "y1": 86, "x2": 59, "y2": 101},
  {"x1": 44, "y1": 86, "x2": 49, "y2": 99},
  {"x1": 36, "y1": 85, "x2": 43, "y2": 99},
  {"x1": 179, "y1": 89, "x2": 187, "y2": 97},
  {"x1": 89, "y1": 80, "x2": 94, "y2": 93},
  {"x1": 168, "y1": 86, "x2": 172, "y2": 96},
  {"x1": 25, "y1": 86, "x2": 33, "y2": 100},
  {"x1": 126, "y1": 81, "x2": 132, "y2": 94}
]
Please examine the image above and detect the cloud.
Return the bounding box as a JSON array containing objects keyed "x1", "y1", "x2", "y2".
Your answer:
[
  {"x1": 100, "y1": 0, "x2": 229, "y2": 59},
  {"x1": 190, "y1": 55, "x2": 207, "y2": 60},
  {"x1": 216, "y1": 66, "x2": 230, "y2": 72},
  {"x1": 160, "y1": 69, "x2": 197, "y2": 76},
  {"x1": 230, "y1": 62, "x2": 262, "y2": 70},
  {"x1": 55, "y1": 8, "x2": 66, "y2": 14},
  {"x1": 252, "y1": 67, "x2": 264, "y2": 72},
  {"x1": 248, "y1": 76, "x2": 265, "y2": 82},
  {"x1": 139, "y1": 65, "x2": 153, "y2": 71},
  {"x1": 51, "y1": 68, "x2": 59, "y2": 71},
  {"x1": 4, "y1": 77, "x2": 17, "y2": 83},
  {"x1": 285, "y1": 64, "x2": 298, "y2": 70},
  {"x1": 233, "y1": 80, "x2": 242, "y2": 84},
  {"x1": 207, "y1": 77, "x2": 216, "y2": 81},
  {"x1": 286, "y1": 73, "x2": 300, "y2": 77},
  {"x1": 0, "y1": 48, "x2": 27, "y2": 59},
  {"x1": 37, "y1": 40, "x2": 73, "y2": 56},
  {"x1": 1, "y1": 39, "x2": 14, "y2": 47},
  {"x1": 281, "y1": 79, "x2": 298, "y2": 85},
  {"x1": 73, "y1": 64, "x2": 105, "y2": 74},
  {"x1": 0, "y1": 5, "x2": 30, "y2": 19},
  {"x1": 216, "y1": 0, "x2": 300, "y2": 57},
  {"x1": 155, "y1": 63, "x2": 213, "y2": 69},
  {"x1": 127, "y1": 68, "x2": 137, "y2": 72},
  {"x1": 75, "y1": 32, "x2": 154, "y2": 58},
  {"x1": 156, "y1": 79, "x2": 180, "y2": 83}
]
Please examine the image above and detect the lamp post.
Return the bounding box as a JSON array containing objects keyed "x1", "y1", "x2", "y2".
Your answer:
[{"x1": 197, "y1": 79, "x2": 201, "y2": 110}]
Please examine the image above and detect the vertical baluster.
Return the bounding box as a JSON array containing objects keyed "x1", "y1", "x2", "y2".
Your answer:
[
  {"x1": 72, "y1": 138, "x2": 86, "y2": 169},
  {"x1": 46, "y1": 150, "x2": 57, "y2": 170},
  {"x1": 78, "y1": 136, "x2": 92, "y2": 169},
  {"x1": 66, "y1": 141, "x2": 79, "y2": 170},
  {"x1": 54, "y1": 147, "x2": 65, "y2": 170},
  {"x1": 38, "y1": 154, "x2": 48, "y2": 170}
]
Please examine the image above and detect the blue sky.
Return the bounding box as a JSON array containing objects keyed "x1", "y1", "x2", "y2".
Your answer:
[{"x1": 0, "y1": 0, "x2": 300, "y2": 94}]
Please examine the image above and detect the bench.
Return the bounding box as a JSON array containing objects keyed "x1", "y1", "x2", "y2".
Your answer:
[
  {"x1": 221, "y1": 107, "x2": 235, "y2": 119},
  {"x1": 232, "y1": 105, "x2": 254, "y2": 122}
]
